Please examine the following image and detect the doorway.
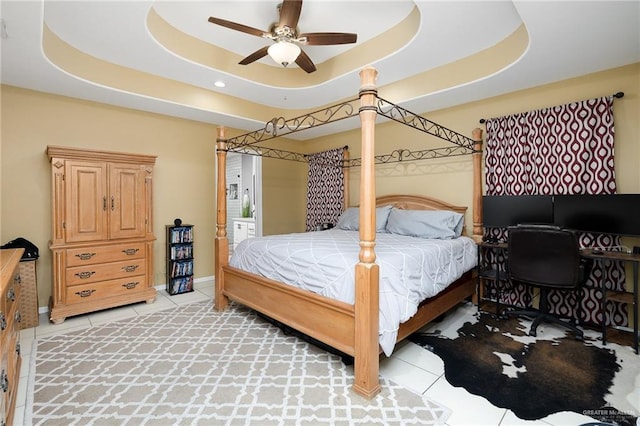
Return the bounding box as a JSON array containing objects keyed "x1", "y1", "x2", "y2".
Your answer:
[{"x1": 226, "y1": 153, "x2": 262, "y2": 252}]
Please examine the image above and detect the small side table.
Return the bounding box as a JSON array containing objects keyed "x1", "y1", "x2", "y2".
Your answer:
[
  {"x1": 580, "y1": 248, "x2": 639, "y2": 354},
  {"x1": 477, "y1": 242, "x2": 509, "y2": 317}
]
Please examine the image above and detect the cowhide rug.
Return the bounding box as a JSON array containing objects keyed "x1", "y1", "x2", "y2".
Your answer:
[{"x1": 409, "y1": 305, "x2": 639, "y2": 426}]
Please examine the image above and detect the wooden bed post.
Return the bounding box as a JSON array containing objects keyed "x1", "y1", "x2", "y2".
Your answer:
[
  {"x1": 353, "y1": 66, "x2": 381, "y2": 399},
  {"x1": 215, "y1": 126, "x2": 230, "y2": 311},
  {"x1": 472, "y1": 128, "x2": 484, "y2": 242}
]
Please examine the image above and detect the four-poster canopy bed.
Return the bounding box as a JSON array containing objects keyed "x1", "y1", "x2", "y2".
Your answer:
[{"x1": 214, "y1": 66, "x2": 484, "y2": 398}]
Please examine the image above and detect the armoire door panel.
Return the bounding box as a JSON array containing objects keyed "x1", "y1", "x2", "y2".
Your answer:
[
  {"x1": 65, "y1": 161, "x2": 108, "y2": 243},
  {"x1": 109, "y1": 163, "x2": 146, "y2": 239}
]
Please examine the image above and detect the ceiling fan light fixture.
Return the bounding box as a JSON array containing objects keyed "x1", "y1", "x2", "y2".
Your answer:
[{"x1": 267, "y1": 41, "x2": 301, "y2": 68}]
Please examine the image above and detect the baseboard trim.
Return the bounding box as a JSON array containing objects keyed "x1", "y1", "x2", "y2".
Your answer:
[{"x1": 155, "y1": 275, "x2": 214, "y2": 291}]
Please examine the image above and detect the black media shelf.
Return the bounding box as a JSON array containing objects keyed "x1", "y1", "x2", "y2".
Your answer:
[{"x1": 166, "y1": 224, "x2": 194, "y2": 295}]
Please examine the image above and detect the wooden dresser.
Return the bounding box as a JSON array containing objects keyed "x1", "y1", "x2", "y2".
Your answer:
[
  {"x1": 1, "y1": 248, "x2": 24, "y2": 426},
  {"x1": 47, "y1": 146, "x2": 157, "y2": 324}
]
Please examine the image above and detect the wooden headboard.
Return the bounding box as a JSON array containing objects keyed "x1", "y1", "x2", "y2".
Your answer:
[
  {"x1": 375, "y1": 194, "x2": 469, "y2": 235},
  {"x1": 375, "y1": 194, "x2": 467, "y2": 214}
]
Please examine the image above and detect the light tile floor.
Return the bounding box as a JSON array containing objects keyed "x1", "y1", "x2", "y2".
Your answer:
[{"x1": 14, "y1": 280, "x2": 612, "y2": 425}]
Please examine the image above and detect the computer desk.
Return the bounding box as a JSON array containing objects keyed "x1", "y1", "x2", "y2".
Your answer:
[
  {"x1": 581, "y1": 248, "x2": 640, "y2": 354},
  {"x1": 477, "y1": 242, "x2": 509, "y2": 317}
]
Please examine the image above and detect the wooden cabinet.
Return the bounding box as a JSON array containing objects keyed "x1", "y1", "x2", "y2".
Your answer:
[
  {"x1": 1, "y1": 248, "x2": 24, "y2": 426},
  {"x1": 47, "y1": 146, "x2": 157, "y2": 324},
  {"x1": 232, "y1": 218, "x2": 255, "y2": 251}
]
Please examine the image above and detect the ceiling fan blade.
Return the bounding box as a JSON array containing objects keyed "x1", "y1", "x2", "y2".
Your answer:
[
  {"x1": 208, "y1": 17, "x2": 267, "y2": 38},
  {"x1": 295, "y1": 49, "x2": 316, "y2": 73},
  {"x1": 278, "y1": 0, "x2": 303, "y2": 29},
  {"x1": 299, "y1": 32, "x2": 357, "y2": 45},
  {"x1": 239, "y1": 46, "x2": 270, "y2": 65}
]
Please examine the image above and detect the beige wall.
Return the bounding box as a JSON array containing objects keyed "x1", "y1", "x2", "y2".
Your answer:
[
  {"x1": 0, "y1": 85, "x2": 306, "y2": 306},
  {"x1": 218, "y1": 131, "x2": 309, "y2": 235},
  {"x1": 0, "y1": 86, "x2": 216, "y2": 306},
  {"x1": 0, "y1": 86, "x2": 306, "y2": 309},
  {"x1": 2, "y1": 62, "x2": 639, "y2": 312},
  {"x1": 307, "y1": 63, "x2": 640, "y2": 236},
  {"x1": 261, "y1": 156, "x2": 308, "y2": 234},
  {"x1": 305, "y1": 62, "x2": 640, "y2": 319}
]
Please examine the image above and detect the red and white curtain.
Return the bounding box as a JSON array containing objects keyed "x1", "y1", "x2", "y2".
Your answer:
[
  {"x1": 484, "y1": 96, "x2": 627, "y2": 327},
  {"x1": 305, "y1": 148, "x2": 346, "y2": 231}
]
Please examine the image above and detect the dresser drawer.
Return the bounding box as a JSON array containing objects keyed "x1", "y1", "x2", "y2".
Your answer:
[
  {"x1": 66, "y1": 259, "x2": 146, "y2": 286},
  {"x1": 0, "y1": 305, "x2": 19, "y2": 346},
  {"x1": 3, "y1": 272, "x2": 20, "y2": 325},
  {"x1": 66, "y1": 243, "x2": 146, "y2": 267},
  {"x1": 3, "y1": 326, "x2": 19, "y2": 405},
  {"x1": 65, "y1": 275, "x2": 147, "y2": 305},
  {"x1": 0, "y1": 308, "x2": 8, "y2": 353}
]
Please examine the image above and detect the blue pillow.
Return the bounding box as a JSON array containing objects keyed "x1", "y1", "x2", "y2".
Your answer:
[
  {"x1": 385, "y1": 208, "x2": 464, "y2": 239},
  {"x1": 335, "y1": 205, "x2": 393, "y2": 233}
]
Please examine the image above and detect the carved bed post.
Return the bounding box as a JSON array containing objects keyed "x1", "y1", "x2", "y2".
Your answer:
[
  {"x1": 215, "y1": 126, "x2": 230, "y2": 311},
  {"x1": 353, "y1": 66, "x2": 381, "y2": 399},
  {"x1": 472, "y1": 128, "x2": 484, "y2": 242}
]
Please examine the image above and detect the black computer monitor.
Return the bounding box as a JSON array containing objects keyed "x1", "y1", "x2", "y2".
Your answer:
[
  {"x1": 482, "y1": 195, "x2": 554, "y2": 228},
  {"x1": 553, "y1": 194, "x2": 640, "y2": 236}
]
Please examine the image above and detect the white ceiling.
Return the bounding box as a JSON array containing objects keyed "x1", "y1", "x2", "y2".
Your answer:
[{"x1": 1, "y1": 1, "x2": 639, "y2": 138}]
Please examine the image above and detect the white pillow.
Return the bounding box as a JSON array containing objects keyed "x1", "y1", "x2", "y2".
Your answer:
[
  {"x1": 385, "y1": 208, "x2": 464, "y2": 239},
  {"x1": 335, "y1": 205, "x2": 393, "y2": 233}
]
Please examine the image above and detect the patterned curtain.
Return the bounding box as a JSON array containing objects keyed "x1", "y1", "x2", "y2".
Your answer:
[
  {"x1": 305, "y1": 148, "x2": 346, "y2": 232},
  {"x1": 484, "y1": 96, "x2": 627, "y2": 327}
]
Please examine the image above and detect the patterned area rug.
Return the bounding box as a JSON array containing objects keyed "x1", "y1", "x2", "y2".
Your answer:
[
  {"x1": 30, "y1": 301, "x2": 450, "y2": 425},
  {"x1": 409, "y1": 305, "x2": 640, "y2": 426}
]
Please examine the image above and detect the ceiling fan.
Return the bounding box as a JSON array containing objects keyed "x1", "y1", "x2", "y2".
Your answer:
[{"x1": 208, "y1": 0, "x2": 357, "y2": 73}]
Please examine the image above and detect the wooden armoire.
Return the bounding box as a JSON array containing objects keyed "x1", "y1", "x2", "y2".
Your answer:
[{"x1": 47, "y1": 146, "x2": 157, "y2": 324}]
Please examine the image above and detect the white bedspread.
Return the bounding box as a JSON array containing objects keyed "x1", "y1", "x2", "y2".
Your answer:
[{"x1": 229, "y1": 229, "x2": 477, "y2": 355}]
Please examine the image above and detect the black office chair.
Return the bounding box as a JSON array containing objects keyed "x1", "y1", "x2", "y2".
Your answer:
[{"x1": 506, "y1": 224, "x2": 592, "y2": 340}]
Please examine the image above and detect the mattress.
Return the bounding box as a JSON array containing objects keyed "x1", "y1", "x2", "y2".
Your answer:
[{"x1": 229, "y1": 229, "x2": 477, "y2": 355}]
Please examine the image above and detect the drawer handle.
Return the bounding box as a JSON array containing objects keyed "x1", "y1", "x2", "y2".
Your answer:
[
  {"x1": 0, "y1": 313, "x2": 5, "y2": 331},
  {"x1": 75, "y1": 252, "x2": 96, "y2": 261},
  {"x1": 75, "y1": 289, "x2": 96, "y2": 298},
  {"x1": 75, "y1": 271, "x2": 96, "y2": 279},
  {"x1": 15, "y1": 311, "x2": 21, "y2": 324},
  {"x1": 122, "y1": 248, "x2": 139, "y2": 256},
  {"x1": 1, "y1": 369, "x2": 7, "y2": 392},
  {"x1": 122, "y1": 281, "x2": 139, "y2": 290},
  {"x1": 14, "y1": 274, "x2": 22, "y2": 284},
  {"x1": 122, "y1": 265, "x2": 139, "y2": 273},
  {"x1": 16, "y1": 342, "x2": 21, "y2": 357},
  {"x1": 7, "y1": 288, "x2": 15, "y2": 302}
]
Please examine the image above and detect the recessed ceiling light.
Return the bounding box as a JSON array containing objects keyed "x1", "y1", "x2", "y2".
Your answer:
[{"x1": 214, "y1": 81, "x2": 226, "y2": 88}]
